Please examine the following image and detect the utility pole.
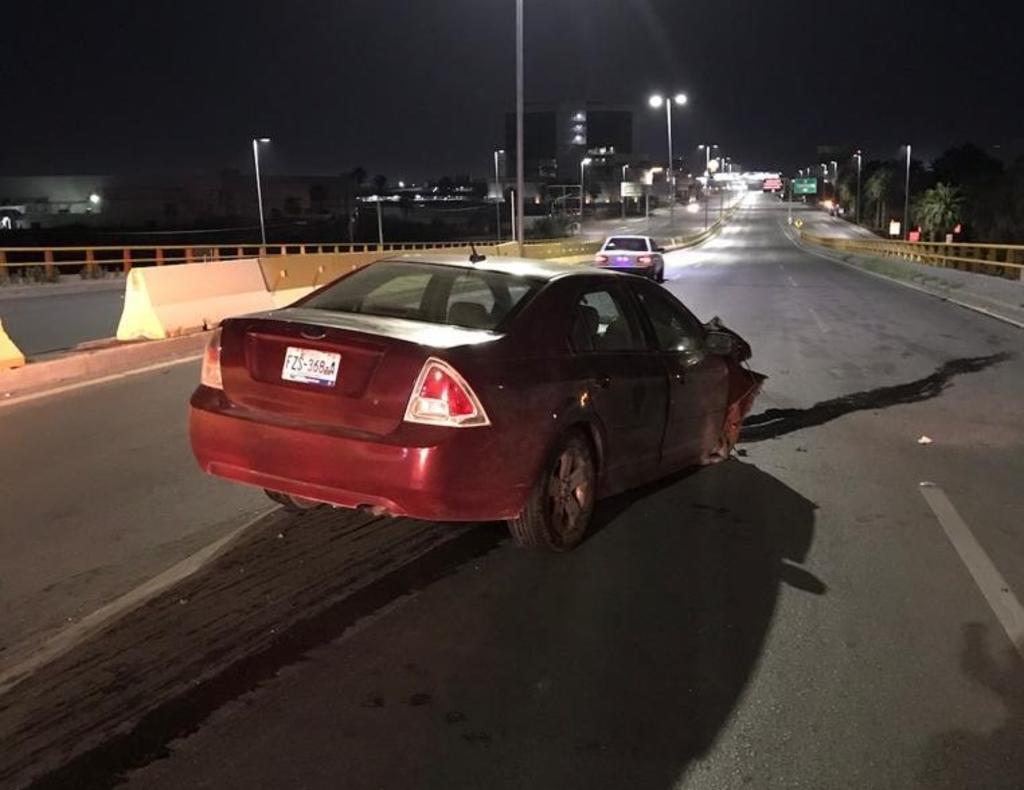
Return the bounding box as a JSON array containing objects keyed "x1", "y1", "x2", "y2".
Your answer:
[
  {"x1": 903, "y1": 143, "x2": 912, "y2": 239},
  {"x1": 515, "y1": 0, "x2": 525, "y2": 256}
]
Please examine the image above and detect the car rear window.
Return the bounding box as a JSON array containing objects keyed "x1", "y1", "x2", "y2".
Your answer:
[
  {"x1": 604, "y1": 237, "x2": 648, "y2": 252},
  {"x1": 300, "y1": 261, "x2": 542, "y2": 331}
]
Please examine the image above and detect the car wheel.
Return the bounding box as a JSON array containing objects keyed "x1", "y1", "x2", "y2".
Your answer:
[
  {"x1": 508, "y1": 431, "x2": 596, "y2": 552},
  {"x1": 655, "y1": 263, "x2": 665, "y2": 283},
  {"x1": 264, "y1": 488, "x2": 322, "y2": 513}
]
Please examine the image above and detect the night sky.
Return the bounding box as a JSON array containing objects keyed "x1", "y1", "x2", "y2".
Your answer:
[{"x1": 2, "y1": 0, "x2": 1021, "y2": 179}]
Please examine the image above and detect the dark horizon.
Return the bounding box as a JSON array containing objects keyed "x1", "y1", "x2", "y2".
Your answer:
[{"x1": 2, "y1": 0, "x2": 1021, "y2": 180}]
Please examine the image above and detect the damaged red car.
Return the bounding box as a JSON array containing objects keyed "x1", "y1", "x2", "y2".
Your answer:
[{"x1": 189, "y1": 255, "x2": 764, "y2": 551}]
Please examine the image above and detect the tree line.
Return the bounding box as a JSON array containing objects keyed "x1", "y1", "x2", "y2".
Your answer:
[{"x1": 825, "y1": 144, "x2": 1023, "y2": 242}]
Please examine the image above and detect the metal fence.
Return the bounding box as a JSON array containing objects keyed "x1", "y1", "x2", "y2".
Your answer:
[{"x1": 800, "y1": 232, "x2": 1024, "y2": 282}]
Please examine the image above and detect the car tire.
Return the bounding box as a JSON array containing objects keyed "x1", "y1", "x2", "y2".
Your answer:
[
  {"x1": 264, "y1": 488, "x2": 322, "y2": 513},
  {"x1": 654, "y1": 263, "x2": 665, "y2": 283},
  {"x1": 508, "y1": 430, "x2": 596, "y2": 552}
]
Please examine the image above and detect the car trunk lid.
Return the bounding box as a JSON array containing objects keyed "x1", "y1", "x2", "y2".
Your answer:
[{"x1": 220, "y1": 308, "x2": 499, "y2": 437}]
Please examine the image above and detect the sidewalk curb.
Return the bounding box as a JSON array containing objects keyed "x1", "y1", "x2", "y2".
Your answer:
[
  {"x1": 0, "y1": 332, "x2": 211, "y2": 405},
  {"x1": 790, "y1": 231, "x2": 1024, "y2": 330}
]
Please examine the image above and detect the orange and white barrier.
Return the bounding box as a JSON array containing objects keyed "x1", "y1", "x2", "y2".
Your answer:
[
  {"x1": 0, "y1": 318, "x2": 26, "y2": 370},
  {"x1": 116, "y1": 259, "x2": 275, "y2": 341}
]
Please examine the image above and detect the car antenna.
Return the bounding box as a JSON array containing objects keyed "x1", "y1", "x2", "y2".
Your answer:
[{"x1": 469, "y1": 242, "x2": 487, "y2": 264}]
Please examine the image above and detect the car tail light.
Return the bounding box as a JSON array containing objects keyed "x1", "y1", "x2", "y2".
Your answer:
[
  {"x1": 596, "y1": 254, "x2": 609, "y2": 263},
  {"x1": 404, "y1": 358, "x2": 490, "y2": 427},
  {"x1": 200, "y1": 328, "x2": 223, "y2": 389},
  {"x1": 638, "y1": 255, "x2": 653, "y2": 265}
]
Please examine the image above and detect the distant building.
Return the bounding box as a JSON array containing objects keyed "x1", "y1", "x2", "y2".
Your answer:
[
  {"x1": 504, "y1": 101, "x2": 635, "y2": 183},
  {"x1": 0, "y1": 172, "x2": 354, "y2": 231}
]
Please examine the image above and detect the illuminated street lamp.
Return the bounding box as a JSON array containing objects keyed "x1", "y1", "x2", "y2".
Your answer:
[
  {"x1": 697, "y1": 143, "x2": 719, "y2": 176},
  {"x1": 854, "y1": 149, "x2": 863, "y2": 225},
  {"x1": 252, "y1": 137, "x2": 271, "y2": 246},
  {"x1": 621, "y1": 163, "x2": 629, "y2": 219},
  {"x1": 88, "y1": 193, "x2": 101, "y2": 206},
  {"x1": 903, "y1": 144, "x2": 912, "y2": 239},
  {"x1": 494, "y1": 148, "x2": 505, "y2": 244},
  {"x1": 648, "y1": 92, "x2": 687, "y2": 231},
  {"x1": 580, "y1": 157, "x2": 593, "y2": 218}
]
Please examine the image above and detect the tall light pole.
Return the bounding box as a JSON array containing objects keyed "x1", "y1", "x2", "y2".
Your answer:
[
  {"x1": 854, "y1": 149, "x2": 863, "y2": 225},
  {"x1": 698, "y1": 143, "x2": 718, "y2": 230},
  {"x1": 621, "y1": 164, "x2": 629, "y2": 218},
  {"x1": 493, "y1": 149, "x2": 504, "y2": 244},
  {"x1": 515, "y1": 0, "x2": 525, "y2": 255},
  {"x1": 252, "y1": 137, "x2": 270, "y2": 247},
  {"x1": 903, "y1": 143, "x2": 912, "y2": 239},
  {"x1": 649, "y1": 92, "x2": 687, "y2": 233},
  {"x1": 580, "y1": 157, "x2": 592, "y2": 220}
]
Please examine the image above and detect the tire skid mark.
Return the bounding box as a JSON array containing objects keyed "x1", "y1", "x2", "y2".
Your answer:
[{"x1": 0, "y1": 506, "x2": 503, "y2": 789}]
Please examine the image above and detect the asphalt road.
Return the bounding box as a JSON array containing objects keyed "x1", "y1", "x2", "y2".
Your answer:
[
  {"x1": 2, "y1": 193, "x2": 1022, "y2": 789},
  {"x1": 580, "y1": 194, "x2": 738, "y2": 242},
  {"x1": 0, "y1": 281, "x2": 124, "y2": 356}
]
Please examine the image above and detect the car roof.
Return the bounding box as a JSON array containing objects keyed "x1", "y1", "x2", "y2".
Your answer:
[
  {"x1": 381, "y1": 253, "x2": 619, "y2": 282},
  {"x1": 603, "y1": 234, "x2": 651, "y2": 240}
]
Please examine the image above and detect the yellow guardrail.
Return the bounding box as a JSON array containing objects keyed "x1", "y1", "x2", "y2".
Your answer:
[
  {"x1": 0, "y1": 197, "x2": 747, "y2": 285},
  {"x1": 800, "y1": 232, "x2": 1024, "y2": 281},
  {"x1": 0, "y1": 237, "x2": 610, "y2": 282}
]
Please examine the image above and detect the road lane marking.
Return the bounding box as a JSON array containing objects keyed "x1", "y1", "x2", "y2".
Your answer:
[
  {"x1": 787, "y1": 275, "x2": 798, "y2": 287},
  {"x1": 0, "y1": 506, "x2": 277, "y2": 696},
  {"x1": 0, "y1": 353, "x2": 203, "y2": 409},
  {"x1": 807, "y1": 306, "x2": 830, "y2": 333},
  {"x1": 920, "y1": 483, "x2": 1024, "y2": 660}
]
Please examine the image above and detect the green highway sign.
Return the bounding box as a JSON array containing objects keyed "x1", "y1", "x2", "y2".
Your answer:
[{"x1": 792, "y1": 177, "x2": 818, "y2": 196}]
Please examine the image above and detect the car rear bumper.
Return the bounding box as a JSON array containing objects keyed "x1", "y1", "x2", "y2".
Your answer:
[
  {"x1": 189, "y1": 387, "x2": 533, "y2": 522},
  {"x1": 594, "y1": 262, "x2": 656, "y2": 277}
]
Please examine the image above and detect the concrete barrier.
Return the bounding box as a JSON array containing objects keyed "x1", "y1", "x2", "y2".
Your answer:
[
  {"x1": 0, "y1": 318, "x2": 26, "y2": 370},
  {"x1": 116, "y1": 259, "x2": 275, "y2": 341}
]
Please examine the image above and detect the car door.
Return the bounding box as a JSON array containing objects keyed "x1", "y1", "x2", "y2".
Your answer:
[
  {"x1": 567, "y1": 283, "x2": 668, "y2": 493},
  {"x1": 630, "y1": 281, "x2": 729, "y2": 469}
]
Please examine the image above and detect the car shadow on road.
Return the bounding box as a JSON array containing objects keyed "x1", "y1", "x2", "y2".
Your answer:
[
  {"x1": 741, "y1": 352, "x2": 1012, "y2": 442},
  {"x1": 6, "y1": 461, "x2": 821, "y2": 790},
  {"x1": 915, "y1": 623, "x2": 1024, "y2": 789}
]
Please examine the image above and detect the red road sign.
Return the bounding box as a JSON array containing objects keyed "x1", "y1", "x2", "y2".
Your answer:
[{"x1": 763, "y1": 178, "x2": 782, "y2": 191}]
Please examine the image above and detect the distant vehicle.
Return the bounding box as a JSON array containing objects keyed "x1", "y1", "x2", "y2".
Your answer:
[
  {"x1": 190, "y1": 255, "x2": 764, "y2": 551},
  {"x1": 595, "y1": 235, "x2": 666, "y2": 282}
]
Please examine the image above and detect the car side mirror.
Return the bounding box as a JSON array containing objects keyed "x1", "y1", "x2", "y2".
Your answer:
[
  {"x1": 654, "y1": 246, "x2": 666, "y2": 253},
  {"x1": 704, "y1": 330, "x2": 736, "y2": 356}
]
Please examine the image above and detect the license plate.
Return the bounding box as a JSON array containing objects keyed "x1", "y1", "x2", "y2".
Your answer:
[{"x1": 281, "y1": 347, "x2": 341, "y2": 387}]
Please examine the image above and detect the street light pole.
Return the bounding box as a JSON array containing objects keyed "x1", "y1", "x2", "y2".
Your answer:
[
  {"x1": 903, "y1": 143, "x2": 912, "y2": 239},
  {"x1": 648, "y1": 92, "x2": 687, "y2": 235},
  {"x1": 376, "y1": 197, "x2": 384, "y2": 248},
  {"x1": 580, "y1": 157, "x2": 592, "y2": 222},
  {"x1": 252, "y1": 137, "x2": 270, "y2": 247},
  {"x1": 621, "y1": 164, "x2": 629, "y2": 219},
  {"x1": 515, "y1": 0, "x2": 525, "y2": 256},
  {"x1": 854, "y1": 149, "x2": 863, "y2": 225},
  {"x1": 494, "y1": 149, "x2": 504, "y2": 244}
]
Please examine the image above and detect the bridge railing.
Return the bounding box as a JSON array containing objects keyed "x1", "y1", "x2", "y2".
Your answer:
[
  {"x1": 800, "y1": 232, "x2": 1024, "y2": 282},
  {"x1": 0, "y1": 240, "x2": 545, "y2": 281}
]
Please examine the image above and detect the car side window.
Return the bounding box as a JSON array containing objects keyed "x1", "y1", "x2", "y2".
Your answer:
[
  {"x1": 569, "y1": 288, "x2": 645, "y2": 353},
  {"x1": 634, "y1": 285, "x2": 705, "y2": 352}
]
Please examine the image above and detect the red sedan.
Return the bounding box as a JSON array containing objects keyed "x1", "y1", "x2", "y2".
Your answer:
[{"x1": 189, "y1": 254, "x2": 764, "y2": 551}]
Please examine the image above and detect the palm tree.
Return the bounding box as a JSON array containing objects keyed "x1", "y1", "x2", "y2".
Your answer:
[
  {"x1": 865, "y1": 166, "x2": 895, "y2": 229},
  {"x1": 914, "y1": 183, "x2": 964, "y2": 241}
]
